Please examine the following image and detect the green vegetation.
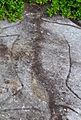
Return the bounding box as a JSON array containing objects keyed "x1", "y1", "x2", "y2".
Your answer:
[
  {"x1": 29, "y1": 0, "x2": 81, "y2": 20},
  {"x1": 0, "y1": 0, "x2": 24, "y2": 22},
  {"x1": 47, "y1": 0, "x2": 81, "y2": 20},
  {"x1": 0, "y1": 0, "x2": 81, "y2": 22},
  {"x1": 28, "y1": 0, "x2": 48, "y2": 4}
]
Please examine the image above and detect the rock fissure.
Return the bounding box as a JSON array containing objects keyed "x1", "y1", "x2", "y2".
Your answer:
[
  {"x1": 65, "y1": 39, "x2": 81, "y2": 100},
  {"x1": 42, "y1": 18, "x2": 81, "y2": 30},
  {"x1": 0, "y1": 34, "x2": 20, "y2": 37},
  {"x1": 0, "y1": 106, "x2": 42, "y2": 113}
]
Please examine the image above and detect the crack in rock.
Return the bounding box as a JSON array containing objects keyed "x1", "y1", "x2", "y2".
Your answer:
[{"x1": 65, "y1": 39, "x2": 81, "y2": 100}]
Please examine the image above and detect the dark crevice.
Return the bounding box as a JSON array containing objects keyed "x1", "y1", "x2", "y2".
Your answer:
[
  {"x1": 54, "y1": 104, "x2": 78, "y2": 114},
  {"x1": 70, "y1": 19, "x2": 81, "y2": 28},
  {"x1": 65, "y1": 39, "x2": 81, "y2": 100},
  {"x1": 0, "y1": 106, "x2": 41, "y2": 113},
  {"x1": 42, "y1": 18, "x2": 81, "y2": 29},
  {"x1": 0, "y1": 34, "x2": 20, "y2": 37}
]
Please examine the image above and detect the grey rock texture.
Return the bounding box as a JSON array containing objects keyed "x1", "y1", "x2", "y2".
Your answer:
[
  {"x1": 0, "y1": 6, "x2": 81, "y2": 120},
  {"x1": 0, "y1": 14, "x2": 50, "y2": 120},
  {"x1": 41, "y1": 16, "x2": 81, "y2": 120}
]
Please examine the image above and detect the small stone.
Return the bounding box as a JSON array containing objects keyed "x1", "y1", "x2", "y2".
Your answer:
[
  {"x1": 64, "y1": 108, "x2": 67, "y2": 112},
  {"x1": 41, "y1": 31, "x2": 43, "y2": 34},
  {"x1": 47, "y1": 32, "x2": 50, "y2": 36}
]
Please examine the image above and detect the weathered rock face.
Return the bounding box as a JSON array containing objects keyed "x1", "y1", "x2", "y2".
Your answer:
[
  {"x1": 41, "y1": 16, "x2": 81, "y2": 120},
  {"x1": 0, "y1": 10, "x2": 50, "y2": 120},
  {"x1": 0, "y1": 5, "x2": 81, "y2": 120}
]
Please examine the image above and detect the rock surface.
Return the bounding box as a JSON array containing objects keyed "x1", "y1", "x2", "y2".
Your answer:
[
  {"x1": 0, "y1": 5, "x2": 81, "y2": 120},
  {"x1": 41, "y1": 16, "x2": 81, "y2": 120}
]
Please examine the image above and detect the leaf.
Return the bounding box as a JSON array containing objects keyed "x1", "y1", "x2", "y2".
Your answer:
[{"x1": 77, "y1": 0, "x2": 81, "y2": 2}]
